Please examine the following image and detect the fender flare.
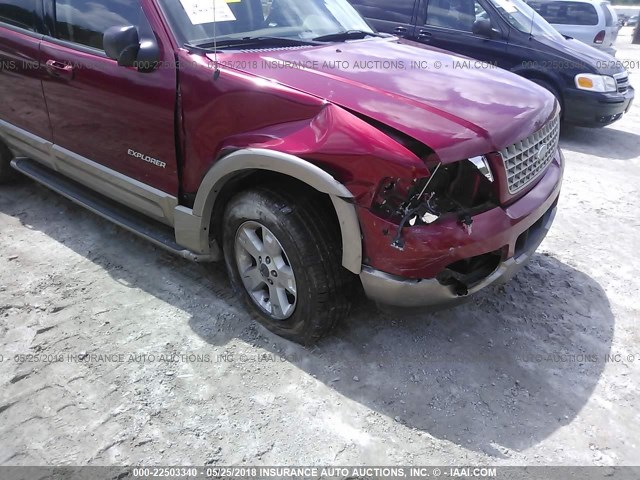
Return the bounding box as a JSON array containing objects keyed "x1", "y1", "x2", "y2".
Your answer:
[{"x1": 174, "y1": 149, "x2": 363, "y2": 274}]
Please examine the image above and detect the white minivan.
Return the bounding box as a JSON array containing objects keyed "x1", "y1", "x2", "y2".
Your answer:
[{"x1": 528, "y1": 0, "x2": 619, "y2": 54}]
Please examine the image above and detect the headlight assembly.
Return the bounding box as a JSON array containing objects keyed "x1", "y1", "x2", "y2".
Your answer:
[
  {"x1": 575, "y1": 74, "x2": 617, "y2": 93},
  {"x1": 468, "y1": 156, "x2": 494, "y2": 183},
  {"x1": 371, "y1": 158, "x2": 499, "y2": 248}
]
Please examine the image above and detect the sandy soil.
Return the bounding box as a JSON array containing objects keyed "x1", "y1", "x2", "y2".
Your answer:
[{"x1": 0, "y1": 39, "x2": 639, "y2": 467}]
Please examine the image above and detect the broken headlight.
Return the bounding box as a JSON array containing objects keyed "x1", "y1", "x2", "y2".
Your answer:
[{"x1": 372, "y1": 157, "x2": 499, "y2": 247}]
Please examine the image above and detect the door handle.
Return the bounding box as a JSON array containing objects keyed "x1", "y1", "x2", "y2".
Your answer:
[
  {"x1": 45, "y1": 60, "x2": 74, "y2": 80},
  {"x1": 418, "y1": 30, "x2": 433, "y2": 41},
  {"x1": 394, "y1": 26, "x2": 408, "y2": 34}
]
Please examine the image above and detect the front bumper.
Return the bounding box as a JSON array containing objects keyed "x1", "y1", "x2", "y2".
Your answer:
[
  {"x1": 360, "y1": 203, "x2": 556, "y2": 308},
  {"x1": 563, "y1": 85, "x2": 634, "y2": 127},
  {"x1": 358, "y1": 152, "x2": 563, "y2": 308}
]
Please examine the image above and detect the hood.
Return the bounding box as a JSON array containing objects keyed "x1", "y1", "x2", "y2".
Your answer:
[
  {"x1": 533, "y1": 35, "x2": 623, "y2": 75},
  {"x1": 210, "y1": 38, "x2": 556, "y2": 163}
]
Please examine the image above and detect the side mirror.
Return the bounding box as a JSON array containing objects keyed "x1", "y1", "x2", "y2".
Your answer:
[
  {"x1": 104, "y1": 24, "x2": 160, "y2": 72},
  {"x1": 104, "y1": 26, "x2": 140, "y2": 67},
  {"x1": 472, "y1": 19, "x2": 494, "y2": 38}
]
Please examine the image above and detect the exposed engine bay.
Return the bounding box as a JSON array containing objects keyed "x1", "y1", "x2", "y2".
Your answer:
[{"x1": 371, "y1": 160, "x2": 499, "y2": 249}]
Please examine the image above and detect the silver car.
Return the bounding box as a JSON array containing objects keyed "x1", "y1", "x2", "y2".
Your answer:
[{"x1": 528, "y1": 0, "x2": 619, "y2": 54}]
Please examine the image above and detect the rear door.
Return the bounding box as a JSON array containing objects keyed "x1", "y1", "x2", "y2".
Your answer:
[
  {"x1": 415, "y1": 0, "x2": 508, "y2": 63},
  {"x1": 0, "y1": 0, "x2": 51, "y2": 142},
  {"x1": 39, "y1": 0, "x2": 179, "y2": 196},
  {"x1": 349, "y1": 0, "x2": 419, "y2": 37}
]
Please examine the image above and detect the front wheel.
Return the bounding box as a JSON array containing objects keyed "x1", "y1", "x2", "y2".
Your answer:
[{"x1": 222, "y1": 186, "x2": 353, "y2": 345}]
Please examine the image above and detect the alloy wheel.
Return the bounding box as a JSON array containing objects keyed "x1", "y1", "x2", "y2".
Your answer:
[{"x1": 234, "y1": 221, "x2": 298, "y2": 320}]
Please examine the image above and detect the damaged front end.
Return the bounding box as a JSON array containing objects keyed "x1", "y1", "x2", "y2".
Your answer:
[
  {"x1": 358, "y1": 139, "x2": 563, "y2": 306},
  {"x1": 371, "y1": 156, "x2": 499, "y2": 250}
]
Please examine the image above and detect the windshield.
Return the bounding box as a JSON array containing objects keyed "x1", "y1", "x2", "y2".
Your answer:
[
  {"x1": 159, "y1": 0, "x2": 374, "y2": 46},
  {"x1": 487, "y1": 0, "x2": 564, "y2": 40}
]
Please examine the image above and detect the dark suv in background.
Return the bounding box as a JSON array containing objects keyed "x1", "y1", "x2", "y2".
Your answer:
[{"x1": 350, "y1": 0, "x2": 634, "y2": 127}]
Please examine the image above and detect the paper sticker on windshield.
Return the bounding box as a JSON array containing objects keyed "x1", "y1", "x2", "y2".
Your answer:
[{"x1": 179, "y1": 0, "x2": 237, "y2": 25}]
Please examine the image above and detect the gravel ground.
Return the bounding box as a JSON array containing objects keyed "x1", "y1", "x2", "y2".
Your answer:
[{"x1": 0, "y1": 37, "x2": 639, "y2": 468}]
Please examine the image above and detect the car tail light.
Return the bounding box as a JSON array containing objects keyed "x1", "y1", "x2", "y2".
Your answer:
[{"x1": 594, "y1": 30, "x2": 605, "y2": 44}]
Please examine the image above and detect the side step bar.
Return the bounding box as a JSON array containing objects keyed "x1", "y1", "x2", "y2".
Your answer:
[{"x1": 11, "y1": 158, "x2": 210, "y2": 262}]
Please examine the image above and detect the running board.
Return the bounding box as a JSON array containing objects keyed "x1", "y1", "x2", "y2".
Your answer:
[{"x1": 11, "y1": 157, "x2": 211, "y2": 262}]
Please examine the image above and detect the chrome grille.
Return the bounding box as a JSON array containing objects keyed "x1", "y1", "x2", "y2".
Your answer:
[
  {"x1": 615, "y1": 72, "x2": 629, "y2": 94},
  {"x1": 500, "y1": 114, "x2": 560, "y2": 194}
]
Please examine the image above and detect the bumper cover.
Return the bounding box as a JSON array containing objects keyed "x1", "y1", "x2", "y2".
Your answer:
[
  {"x1": 357, "y1": 152, "x2": 563, "y2": 280},
  {"x1": 359, "y1": 148, "x2": 564, "y2": 308},
  {"x1": 360, "y1": 205, "x2": 557, "y2": 308},
  {"x1": 563, "y1": 86, "x2": 634, "y2": 127}
]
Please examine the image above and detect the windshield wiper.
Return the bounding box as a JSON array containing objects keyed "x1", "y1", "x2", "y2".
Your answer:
[
  {"x1": 190, "y1": 36, "x2": 317, "y2": 50},
  {"x1": 312, "y1": 30, "x2": 382, "y2": 42}
]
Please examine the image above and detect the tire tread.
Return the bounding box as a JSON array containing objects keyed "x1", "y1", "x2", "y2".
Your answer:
[{"x1": 223, "y1": 185, "x2": 355, "y2": 345}]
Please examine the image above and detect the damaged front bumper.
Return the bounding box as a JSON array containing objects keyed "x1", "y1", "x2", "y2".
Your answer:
[
  {"x1": 358, "y1": 152, "x2": 563, "y2": 308},
  {"x1": 360, "y1": 204, "x2": 556, "y2": 308}
]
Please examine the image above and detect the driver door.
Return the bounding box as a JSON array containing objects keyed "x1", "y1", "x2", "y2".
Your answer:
[
  {"x1": 40, "y1": 0, "x2": 179, "y2": 197},
  {"x1": 349, "y1": 0, "x2": 419, "y2": 38},
  {"x1": 416, "y1": 0, "x2": 507, "y2": 64}
]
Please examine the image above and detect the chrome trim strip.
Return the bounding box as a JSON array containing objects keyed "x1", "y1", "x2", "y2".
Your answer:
[{"x1": 0, "y1": 22, "x2": 44, "y2": 40}]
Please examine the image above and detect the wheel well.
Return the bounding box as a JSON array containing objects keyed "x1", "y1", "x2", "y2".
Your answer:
[
  {"x1": 210, "y1": 170, "x2": 342, "y2": 253},
  {"x1": 520, "y1": 73, "x2": 564, "y2": 109}
]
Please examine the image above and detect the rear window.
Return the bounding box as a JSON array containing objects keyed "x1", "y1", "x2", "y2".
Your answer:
[
  {"x1": 529, "y1": 1, "x2": 599, "y2": 26},
  {"x1": 0, "y1": 0, "x2": 38, "y2": 31},
  {"x1": 350, "y1": 0, "x2": 417, "y2": 23}
]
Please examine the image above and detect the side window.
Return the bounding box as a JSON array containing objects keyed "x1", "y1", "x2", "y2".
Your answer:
[
  {"x1": 54, "y1": 0, "x2": 140, "y2": 50},
  {"x1": 530, "y1": 1, "x2": 598, "y2": 26},
  {"x1": 0, "y1": 0, "x2": 38, "y2": 31},
  {"x1": 426, "y1": 0, "x2": 484, "y2": 32},
  {"x1": 349, "y1": 0, "x2": 417, "y2": 23}
]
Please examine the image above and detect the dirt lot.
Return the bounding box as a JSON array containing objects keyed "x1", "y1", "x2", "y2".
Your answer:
[{"x1": 1, "y1": 37, "x2": 639, "y2": 467}]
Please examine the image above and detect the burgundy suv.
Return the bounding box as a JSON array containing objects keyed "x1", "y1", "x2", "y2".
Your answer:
[{"x1": 0, "y1": 0, "x2": 563, "y2": 344}]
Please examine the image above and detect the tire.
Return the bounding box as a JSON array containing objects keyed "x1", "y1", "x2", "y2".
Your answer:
[
  {"x1": 222, "y1": 186, "x2": 353, "y2": 345},
  {"x1": 0, "y1": 142, "x2": 15, "y2": 184}
]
